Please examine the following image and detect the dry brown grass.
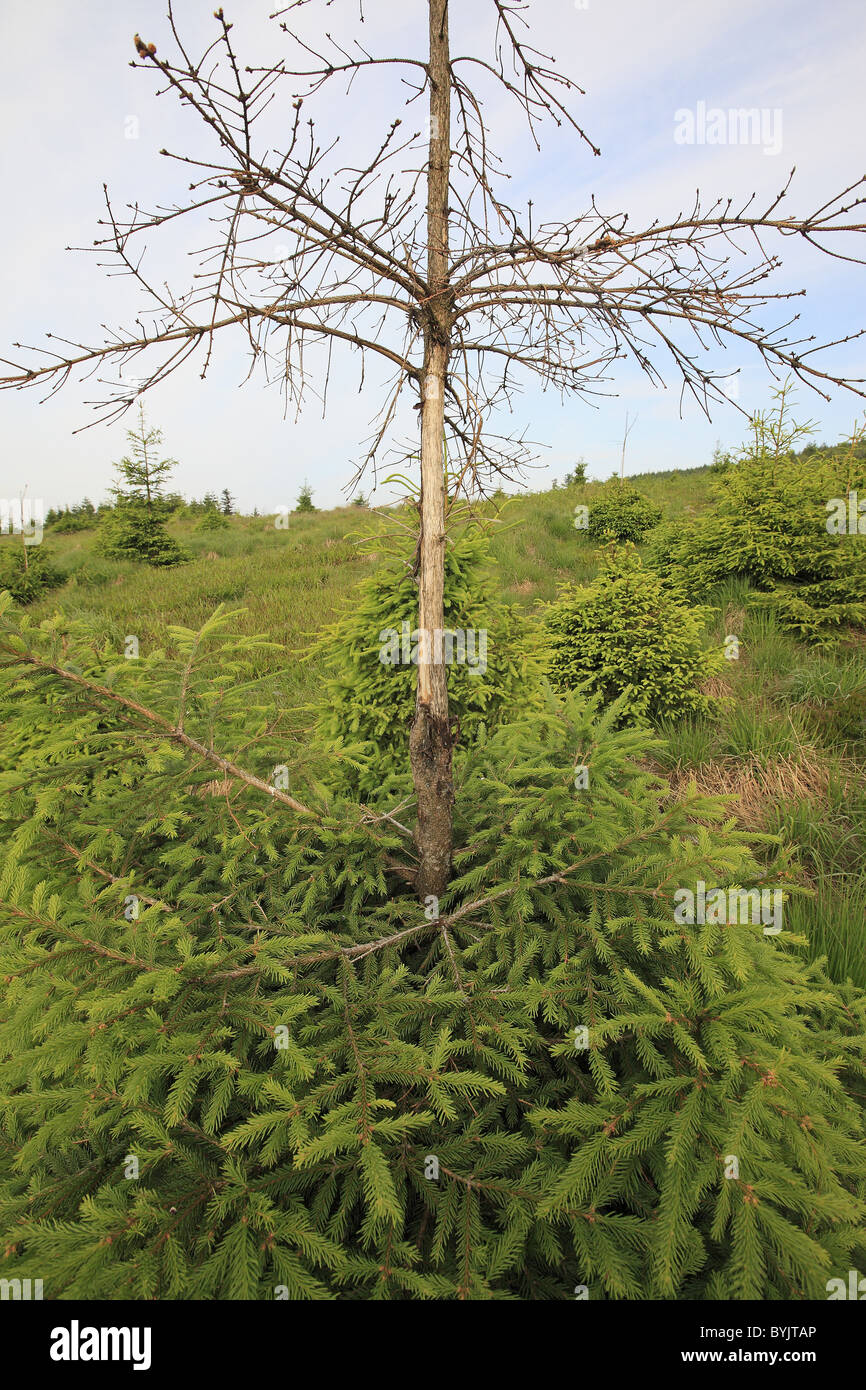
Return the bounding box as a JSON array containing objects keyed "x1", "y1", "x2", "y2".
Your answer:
[
  {"x1": 193, "y1": 777, "x2": 235, "y2": 798},
  {"x1": 699, "y1": 673, "x2": 735, "y2": 700},
  {"x1": 663, "y1": 753, "x2": 836, "y2": 828},
  {"x1": 723, "y1": 602, "x2": 746, "y2": 634}
]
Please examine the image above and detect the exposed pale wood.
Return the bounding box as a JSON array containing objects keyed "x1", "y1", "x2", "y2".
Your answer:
[{"x1": 410, "y1": 0, "x2": 454, "y2": 899}]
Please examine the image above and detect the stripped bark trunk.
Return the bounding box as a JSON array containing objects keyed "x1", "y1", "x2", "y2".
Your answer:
[{"x1": 409, "y1": 0, "x2": 453, "y2": 900}]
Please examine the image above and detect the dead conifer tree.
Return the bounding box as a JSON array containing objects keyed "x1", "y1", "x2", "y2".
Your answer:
[{"x1": 3, "y1": 1, "x2": 866, "y2": 895}]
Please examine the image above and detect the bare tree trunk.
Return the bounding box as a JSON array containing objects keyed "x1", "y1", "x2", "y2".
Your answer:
[{"x1": 409, "y1": 0, "x2": 453, "y2": 900}]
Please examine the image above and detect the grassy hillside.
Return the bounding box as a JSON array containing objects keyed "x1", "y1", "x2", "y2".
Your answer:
[{"x1": 5, "y1": 460, "x2": 865, "y2": 985}]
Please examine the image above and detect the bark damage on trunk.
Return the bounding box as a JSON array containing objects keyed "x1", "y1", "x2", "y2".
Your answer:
[{"x1": 410, "y1": 0, "x2": 453, "y2": 902}]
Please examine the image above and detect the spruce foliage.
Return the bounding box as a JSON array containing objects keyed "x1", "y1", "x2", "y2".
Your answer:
[
  {"x1": 646, "y1": 452, "x2": 866, "y2": 644},
  {"x1": 110, "y1": 407, "x2": 178, "y2": 511},
  {"x1": 311, "y1": 523, "x2": 542, "y2": 796},
  {"x1": 96, "y1": 408, "x2": 188, "y2": 567},
  {"x1": 197, "y1": 509, "x2": 230, "y2": 533},
  {"x1": 646, "y1": 399, "x2": 866, "y2": 644},
  {"x1": 544, "y1": 544, "x2": 722, "y2": 724},
  {"x1": 587, "y1": 483, "x2": 662, "y2": 541},
  {"x1": 0, "y1": 545, "x2": 65, "y2": 605},
  {"x1": 0, "y1": 594, "x2": 864, "y2": 1300},
  {"x1": 295, "y1": 482, "x2": 316, "y2": 513},
  {"x1": 95, "y1": 508, "x2": 189, "y2": 568}
]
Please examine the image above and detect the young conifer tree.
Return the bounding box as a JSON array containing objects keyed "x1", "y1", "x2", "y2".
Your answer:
[
  {"x1": 646, "y1": 386, "x2": 866, "y2": 641},
  {"x1": 111, "y1": 405, "x2": 177, "y2": 512},
  {"x1": 96, "y1": 406, "x2": 188, "y2": 566}
]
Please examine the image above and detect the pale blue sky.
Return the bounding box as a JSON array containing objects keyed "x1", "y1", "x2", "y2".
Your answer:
[{"x1": 0, "y1": 0, "x2": 864, "y2": 512}]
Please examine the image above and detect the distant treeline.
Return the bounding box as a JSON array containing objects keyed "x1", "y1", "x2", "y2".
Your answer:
[{"x1": 45, "y1": 489, "x2": 241, "y2": 531}]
